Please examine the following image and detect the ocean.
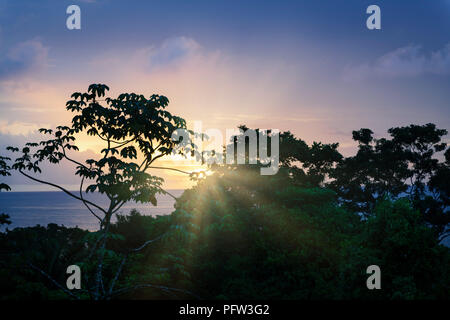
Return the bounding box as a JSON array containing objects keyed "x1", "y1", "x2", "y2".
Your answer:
[
  {"x1": 1, "y1": 190, "x2": 449, "y2": 247},
  {"x1": 0, "y1": 190, "x2": 183, "y2": 231}
]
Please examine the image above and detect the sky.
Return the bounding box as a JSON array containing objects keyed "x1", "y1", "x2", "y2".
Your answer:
[{"x1": 0, "y1": 0, "x2": 449, "y2": 190}]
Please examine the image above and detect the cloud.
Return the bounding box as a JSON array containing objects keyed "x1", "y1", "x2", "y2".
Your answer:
[
  {"x1": 211, "y1": 113, "x2": 326, "y2": 123},
  {"x1": 0, "y1": 40, "x2": 49, "y2": 80},
  {"x1": 0, "y1": 120, "x2": 44, "y2": 136},
  {"x1": 137, "y1": 37, "x2": 202, "y2": 70},
  {"x1": 0, "y1": 130, "x2": 105, "y2": 191},
  {"x1": 343, "y1": 43, "x2": 450, "y2": 81}
]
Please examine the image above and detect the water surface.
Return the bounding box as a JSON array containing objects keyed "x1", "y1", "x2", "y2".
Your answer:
[{"x1": 0, "y1": 190, "x2": 183, "y2": 231}]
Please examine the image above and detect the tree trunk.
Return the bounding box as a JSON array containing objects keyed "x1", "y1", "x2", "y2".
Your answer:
[{"x1": 93, "y1": 207, "x2": 113, "y2": 300}]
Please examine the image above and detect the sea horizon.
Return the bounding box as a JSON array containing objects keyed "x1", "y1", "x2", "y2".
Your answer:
[{"x1": 0, "y1": 190, "x2": 184, "y2": 231}]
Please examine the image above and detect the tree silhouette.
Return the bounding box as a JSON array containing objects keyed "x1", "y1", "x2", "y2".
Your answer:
[
  {"x1": 1, "y1": 122, "x2": 449, "y2": 300},
  {"x1": 330, "y1": 124, "x2": 449, "y2": 240},
  {"x1": 7, "y1": 84, "x2": 196, "y2": 299},
  {"x1": 0, "y1": 156, "x2": 11, "y2": 226}
]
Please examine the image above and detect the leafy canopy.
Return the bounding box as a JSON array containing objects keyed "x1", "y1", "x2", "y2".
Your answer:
[{"x1": 9, "y1": 84, "x2": 189, "y2": 211}]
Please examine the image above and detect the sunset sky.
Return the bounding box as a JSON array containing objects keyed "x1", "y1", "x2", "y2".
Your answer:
[{"x1": 0, "y1": 0, "x2": 449, "y2": 190}]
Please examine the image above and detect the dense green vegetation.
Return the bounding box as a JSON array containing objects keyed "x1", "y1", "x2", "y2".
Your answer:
[{"x1": 0, "y1": 122, "x2": 449, "y2": 300}]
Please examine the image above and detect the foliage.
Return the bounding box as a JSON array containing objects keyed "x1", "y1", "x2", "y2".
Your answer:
[
  {"x1": 169, "y1": 165, "x2": 449, "y2": 299},
  {"x1": 0, "y1": 224, "x2": 88, "y2": 300},
  {"x1": 0, "y1": 156, "x2": 11, "y2": 226},
  {"x1": 330, "y1": 123, "x2": 449, "y2": 239},
  {"x1": 1, "y1": 96, "x2": 449, "y2": 300},
  {"x1": 0, "y1": 156, "x2": 11, "y2": 192},
  {"x1": 4, "y1": 84, "x2": 193, "y2": 299},
  {"x1": 8, "y1": 84, "x2": 188, "y2": 209},
  {"x1": 360, "y1": 199, "x2": 450, "y2": 299}
]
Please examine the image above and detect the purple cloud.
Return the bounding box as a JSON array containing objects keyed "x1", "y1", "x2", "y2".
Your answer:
[
  {"x1": 0, "y1": 40, "x2": 48, "y2": 80},
  {"x1": 343, "y1": 43, "x2": 450, "y2": 81},
  {"x1": 138, "y1": 37, "x2": 201, "y2": 70}
]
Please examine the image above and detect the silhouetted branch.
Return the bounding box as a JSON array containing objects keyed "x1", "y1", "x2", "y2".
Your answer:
[
  {"x1": 80, "y1": 175, "x2": 102, "y2": 222},
  {"x1": 19, "y1": 170, "x2": 107, "y2": 216},
  {"x1": 28, "y1": 263, "x2": 80, "y2": 299},
  {"x1": 108, "y1": 253, "x2": 128, "y2": 296},
  {"x1": 147, "y1": 166, "x2": 191, "y2": 175},
  {"x1": 130, "y1": 233, "x2": 166, "y2": 253}
]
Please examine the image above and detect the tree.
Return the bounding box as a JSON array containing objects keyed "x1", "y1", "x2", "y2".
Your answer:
[
  {"x1": 7, "y1": 84, "x2": 195, "y2": 299},
  {"x1": 171, "y1": 128, "x2": 356, "y2": 299},
  {"x1": 360, "y1": 199, "x2": 450, "y2": 299},
  {"x1": 170, "y1": 127, "x2": 449, "y2": 299},
  {"x1": 330, "y1": 124, "x2": 449, "y2": 240},
  {"x1": 0, "y1": 224, "x2": 88, "y2": 300},
  {"x1": 1, "y1": 122, "x2": 449, "y2": 300},
  {"x1": 221, "y1": 126, "x2": 342, "y2": 189},
  {"x1": 278, "y1": 131, "x2": 342, "y2": 188},
  {"x1": 0, "y1": 155, "x2": 11, "y2": 227}
]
